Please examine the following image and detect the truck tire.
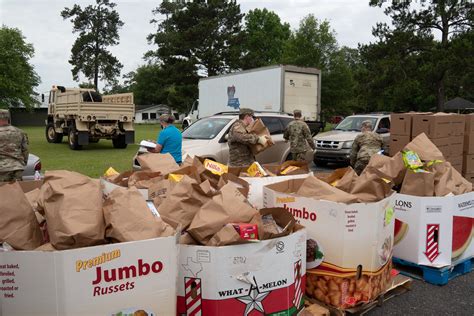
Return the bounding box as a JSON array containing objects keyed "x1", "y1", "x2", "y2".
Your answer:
[
  {"x1": 112, "y1": 135, "x2": 127, "y2": 149},
  {"x1": 46, "y1": 123, "x2": 63, "y2": 143},
  {"x1": 68, "y1": 125, "x2": 82, "y2": 150}
]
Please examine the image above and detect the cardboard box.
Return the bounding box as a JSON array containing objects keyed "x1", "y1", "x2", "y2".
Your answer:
[
  {"x1": 452, "y1": 193, "x2": 474, "y2": 263},
  {"x1": 431, "y1": 137, "x2": 450, "y2": 158},
  {"x1": 412, "y1": 114, "x2": 452, "y2": 139},
  {"x1": 390, "y1": 113, "x2": 413, "y2": 136},
  {"x1": 390, "y1": 112, "x2": 431, "y2": 137},
  {"x1": 449, "y1": 136, "x2": 464, "y2": 157},
  {"x1": 464, "y1": 114, "x2": 474, "y2": 135},
  {"x1": 262, "y1": 179, "x2": 395, "y2": 308},
  {"x1": 450, "y1": 114, "x2": 465, "y2": 136},
  {"x1": 463, "y1": 154, "x2": 474, "y2": 174},
  {"x1": 245, "y1": 174, "x2": 310, "y2": 209},
  {"x1": 393, "y1": 193, "x2": 474, "y2": 267},
  {"x1": 177, "y1": 229, "x2": 307, "y2": 315},
  {"x1": 464, "y1": 134, "x2": 474, "y2": 154},
  {"x1": 462, "y1": 173, "x2": 474, "y2": 184},
  {"x1": 389, "y1": 135, "x2": 410, "y2": 156},
  {"x1": 0, "y1": 236, "x2": 178, "y2": 315}
]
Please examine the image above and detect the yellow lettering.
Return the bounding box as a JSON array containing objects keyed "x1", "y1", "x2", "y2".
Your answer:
[{"x1": 75, "y1": 260, "x2": 84, "y2": 272}]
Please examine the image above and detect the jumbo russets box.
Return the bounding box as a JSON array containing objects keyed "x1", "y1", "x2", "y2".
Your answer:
[
  {"x1": 262, "y1": 179, "x2": 395, "y2": 308},
  {"x1": 393, "y1": 193, "x2": 474, "y2": 267},
  {"x1": 177, "y1": 229, "x2": 306, "y2": 315},
  {"x1": 0, "y1": 236, "x2": 178, "y2": 316}
]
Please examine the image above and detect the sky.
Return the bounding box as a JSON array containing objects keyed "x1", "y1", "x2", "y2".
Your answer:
[{"x1": 0, "y1": 0, "x2": 391, "y2": 97}]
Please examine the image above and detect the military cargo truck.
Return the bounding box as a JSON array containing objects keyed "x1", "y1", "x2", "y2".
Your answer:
[{"x1": 45, "y1": 86, "x2": 135, "y2": 150}]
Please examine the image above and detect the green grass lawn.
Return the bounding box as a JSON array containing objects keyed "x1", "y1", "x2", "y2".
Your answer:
[{"x1": 22, "y1": 124, "x2": 173, "y2": 178}]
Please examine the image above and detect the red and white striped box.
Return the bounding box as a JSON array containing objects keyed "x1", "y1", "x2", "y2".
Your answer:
[
  {"x1": 393, "y1": 192, "x2": 474, "y2": 267},
  {"x1": 177, "y1": 229, "x2": 306, "y2": 315}
]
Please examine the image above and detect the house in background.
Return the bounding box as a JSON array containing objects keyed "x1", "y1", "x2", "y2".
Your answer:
[{"x1": 135, "y1": 104, "x2": 184, "y2": 124}]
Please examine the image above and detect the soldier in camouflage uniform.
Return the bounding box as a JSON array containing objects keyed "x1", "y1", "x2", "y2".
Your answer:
[
  {"x1": 350, "y1": 120, "x2": 383, "y2": 175},
  {"x1": 0, "y1": 109, "x2": 29, "y2": 181},
  {"x1": 228, "y1": 108, "x2": 269, "y2": 167},
  {"x1": 283, "y1": 110, "x2": 316, "y2": 161}
]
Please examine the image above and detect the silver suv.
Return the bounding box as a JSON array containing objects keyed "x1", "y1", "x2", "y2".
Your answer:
[
  {"x1": 133, "y1": 112, "x2": 313, "y2": 169},
  {"x1": 313, "y1": 114, "x2": 391, "y2": 165}
]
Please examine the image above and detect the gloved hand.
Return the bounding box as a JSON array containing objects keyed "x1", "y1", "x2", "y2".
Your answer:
[{"x1": 258, "y1": 135, "x2": 268, "y2": 146}]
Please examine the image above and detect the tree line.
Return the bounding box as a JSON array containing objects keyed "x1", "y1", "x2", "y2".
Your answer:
[{"x1": 1, "y1": 0, "x2": 472, "y2": 117}]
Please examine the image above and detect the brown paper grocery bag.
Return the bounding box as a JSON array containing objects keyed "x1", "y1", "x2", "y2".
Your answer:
[
  {"x1": 37, "y1": 170, "x2": 105, "y2": 250},
  {"x1": 166, "y1": 165, "x2": 201, "y2": 183},
  {"x1": 25, "y1": 188, "x2": 45, "y2": 224},
  {"x1": 137, "y1": 153, "x2": 179, "y2": 174},
  {"x1": 0, "y1": 182, "x2": 43, "y2": 250},
  {"x1": 351, "y1": 168, "x2": 393, "y2": 202},
  {"x1": 365, "y1": 153, "x2": 406, "y2": 185},
  {"x1": 217, "y1": 173, "x2": 250, "y2": 197},
  {"x1": 400, "y1": 170, "x2": 435, "y2": 197},
  {"x1": 320, "y1": 167, "x2": 359, "y2": 193},
  {"x1": 296, "y1": 175, "x2": 359, "y2": 203},
  {"x1": 128, "y1": 170, "x2": 163, "y2": 189},
  {"x1": 429, "y1": 161, "x2": 472, "y2": 196},
  {"x1": 103, "y1": 186, "x2": 174, "y2": 242},
  {"x1": 106, "y1": 170, "x2": 134, "y2": 187},
  {"x1": 187, "y1": 183, "x2": 260, "y2": 245},
  {"x1": 148, "y1": 178, "x2": 175, "y2": 204},
  {"x1": 157, "y1": 176, "x2": 216, "y2": 230},
  {"x1": 405, "y1": 133, "x2": 444, "y2": 161},
  {"x1": 35, "y1": 243, "x2": 57, "y2": 251},
  {"x1": 207, "y1": 212, "x2": 263, "y2": 246},
  {"x1": 247, "y1": 118, "x2": 274, "y2": 155},
  {"x1": 260, "y1": 208, "x2": 296, "y2": 240}
]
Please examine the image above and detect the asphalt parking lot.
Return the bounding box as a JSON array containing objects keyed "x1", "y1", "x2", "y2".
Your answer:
[{"x1": 308, "y1": 161, "x2": 474, "y2": 316}]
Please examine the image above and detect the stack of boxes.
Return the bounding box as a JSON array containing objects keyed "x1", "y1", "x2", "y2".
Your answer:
[
  {"x1": 390, "y1": 112, "x2": 465, "y2": 174},
  {"x1": 462, "y1": 114, "x2": 474, "y2": 183}
]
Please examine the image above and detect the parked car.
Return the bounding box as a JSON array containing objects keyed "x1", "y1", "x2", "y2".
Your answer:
[
  {"x1": 22, "y1": 153, "x2": 41, "y2": 180},
  {"x1": 313, "y1": 114, "x2": 391, "y2": 166},
  {"x1": 133, "y1": 112, "x2": 313, "y2": 170}
]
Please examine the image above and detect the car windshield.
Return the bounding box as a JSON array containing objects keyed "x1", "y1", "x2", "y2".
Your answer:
[
  {"x1": 334, "y1": 116, "x2": 378, "y2": 132},
  {"x1": 182, "y1": 117, "x2": 232, "y2": 140}
]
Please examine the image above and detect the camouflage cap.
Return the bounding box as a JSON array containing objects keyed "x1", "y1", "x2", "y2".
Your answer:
[
  {"x1": 239, "y1": 108, "x2": 254, "y2": 116},
  {"x1": 361, "y1": 120, "x2": 373, "y2": 129},
  {"x1": 0, "y1": 109, "x2": 10, "y2": 120}
]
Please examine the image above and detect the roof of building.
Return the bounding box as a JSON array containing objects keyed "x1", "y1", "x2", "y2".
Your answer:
[
  {"x1": 135, "y1": 104, "x2": 169, "y2": 112},
  {"x1": 444, "y1": 97, "x2": 474, "y2": 110}
]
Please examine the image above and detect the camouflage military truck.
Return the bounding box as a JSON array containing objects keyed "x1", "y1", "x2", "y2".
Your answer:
[{"x1": 45, "y1": 86, "x2": 135, "y2": 150}]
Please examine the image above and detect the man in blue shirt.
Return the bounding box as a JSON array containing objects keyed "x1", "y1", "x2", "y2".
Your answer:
[{"x1": 149, "y1": 114, "x2": 182, "y2": 164}]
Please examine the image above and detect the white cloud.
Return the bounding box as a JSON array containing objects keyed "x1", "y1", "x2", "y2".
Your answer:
[{"x1": 0, "y1": 0, "x2": 391, "y2": 95}]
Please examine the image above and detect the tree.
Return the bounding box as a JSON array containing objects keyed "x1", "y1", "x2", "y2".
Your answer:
[
  {"x1": 61, "y1": 0, "x2": 124, "y2": 91},
  {"x1": 282, "y1": 15, "x2": 338, "y2": 70},
  {"x1": 240, "y1": 8, "x2": 290, "y2": 69},
  {"x1": 369, "y1": 0, "x2": 473, "y2": 110},
  {"x1": 282, "y1": 15, "x2": 359, "y2": 116},
  {"x1": 0, "y1": 26, "x2": 40, "y2": 109},
  {"x1": 147, "y1": 0, "x2": 243, "y2": 76}
]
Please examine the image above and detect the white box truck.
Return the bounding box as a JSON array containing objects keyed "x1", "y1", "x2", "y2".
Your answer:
[{"x1": 182, "y1": 65, "x2": 323, "y2": 134}]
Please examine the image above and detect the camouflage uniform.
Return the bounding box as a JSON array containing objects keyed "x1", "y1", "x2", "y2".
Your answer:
[
  {"x1": 350, "y1": 132, "x2": 383, "y2": 175},
  {"x1": 0, "y1": 121, "x2": 29, "y2": 181},
  {"x1": 284, "y1": 120, "x2": 316, "y2": 161},
  {"x1": 228, "y1": 120, "x2": 259, "y2": 167}
]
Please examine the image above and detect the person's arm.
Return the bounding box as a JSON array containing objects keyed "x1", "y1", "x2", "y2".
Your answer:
[
  {"x1": 304, "y1": 124, "x2": 316, "y2": 150},
  {"x1": 283, "y1": 124, "x2": 290, "y2": 141},
  {"x1": 229, "y1": 124, "x2": 259, "y2": 145},
  {"x1": 350, "y1": 137, "x2": 360, "y2": 167},
  {"x1": 149, "y1": 130, "x2": 166, "y2": 153},
  {"x1": 21, "y1": 132, "x2": 29, "y2": 165}
]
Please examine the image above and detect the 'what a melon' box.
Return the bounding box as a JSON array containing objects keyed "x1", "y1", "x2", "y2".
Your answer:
[
  {"x1": 177, "y1": 229, "x2": 306, "y2": 315},
  {"x1": 393, "y1": 192, "x2": 474, "y2": 267},
  {"x1": 0, "y1": 236, "x2": 178, "y2": 316},
  {"x1": 263, "y1": 179, "x2": 395, "y2": 309}
]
